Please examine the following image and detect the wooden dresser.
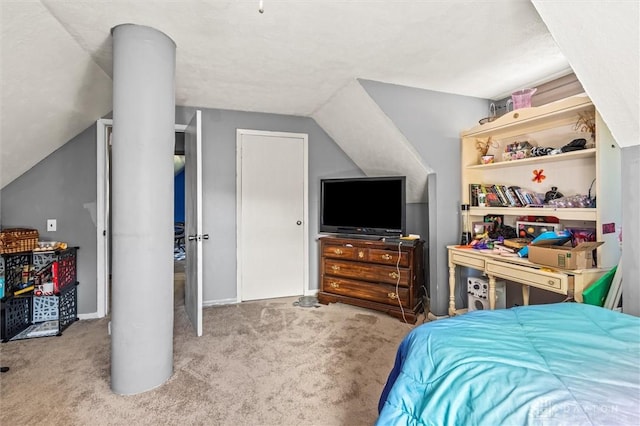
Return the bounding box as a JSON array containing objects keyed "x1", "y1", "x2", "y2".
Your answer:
[{"x1": 317, "y1": 236, "x2": 425, "y2": 323}]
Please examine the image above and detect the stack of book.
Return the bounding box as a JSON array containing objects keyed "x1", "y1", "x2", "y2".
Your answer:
[
  {"x1": 502, "y1": 238, "x2": 531, "y2": 249},
  {"x1": 492, "y1": 238, "x2": 532, "y2": 257},
  {"x1": 469, "y1": 184, "x2": 544, "y2": 207},
  {"x1": 492, "y1": 244, "x2": 520, "y2": 256}
]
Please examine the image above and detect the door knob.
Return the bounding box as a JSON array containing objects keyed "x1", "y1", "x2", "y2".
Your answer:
[
  {"x1": 296, "y1": 220, "x2": 302, "y2": 225},
  {"x1": 188, "y1": 235, "x2": 197, "y2": 241}
]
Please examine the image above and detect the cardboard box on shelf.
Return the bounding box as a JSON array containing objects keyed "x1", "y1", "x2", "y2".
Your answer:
[{"x1": 528, "y1": 242, "x2": 604, "y2": 270}]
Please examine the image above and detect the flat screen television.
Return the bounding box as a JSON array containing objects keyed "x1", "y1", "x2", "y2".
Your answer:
[{"x1": 320, "y1": 176, "x2": 406, "y2": 237}]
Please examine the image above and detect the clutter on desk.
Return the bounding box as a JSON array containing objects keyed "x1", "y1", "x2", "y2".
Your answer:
[
  {"x1": 516, "y1": 220, "x2": 563, "y2": 239},
  {"x1": 502, "y1": 238, "x2": 531, "y2": 249},
  {"x1": 528, "y1": 241, "x2": 604, "y2": 270},
  {"x1": 517, "y1": 230, "x2": 573, "y2": 258}
]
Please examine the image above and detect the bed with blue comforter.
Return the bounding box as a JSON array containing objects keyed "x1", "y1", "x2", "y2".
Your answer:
[{"x1": 377, "y1": 303, "x2": 640, "y2": 425}]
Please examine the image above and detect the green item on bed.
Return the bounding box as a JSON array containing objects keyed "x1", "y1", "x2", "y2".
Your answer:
[{"x1": 582, "y1": 266, "x2": 617, "y2": 307}]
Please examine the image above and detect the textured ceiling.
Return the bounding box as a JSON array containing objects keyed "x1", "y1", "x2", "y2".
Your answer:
[
  {"x1": 531, "y1": 0, "x2": 639, "y2": 150},
  {"x1": 42, "y1": 0, "x2": 570, "y2": 111},
  {"x1": 2, "y1": 0, "x2": 635, "y2": 190}
]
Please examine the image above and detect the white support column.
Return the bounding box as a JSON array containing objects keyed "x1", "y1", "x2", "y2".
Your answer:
[{"x1": 110, "y1": 24, "x2": 176, "y2": 395}]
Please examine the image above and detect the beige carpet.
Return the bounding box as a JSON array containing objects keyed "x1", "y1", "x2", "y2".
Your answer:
[{"x1": 0, "y1": 272, "x2": 422, "y2": 425}]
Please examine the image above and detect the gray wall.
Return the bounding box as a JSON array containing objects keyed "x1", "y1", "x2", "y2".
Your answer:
[
  {"x1": 4, "y1": 95, "x2": 634, "y2": 317},
  {"x1": 0, "y1": 109, "x2": 362, "y2": 314},
  {"x1": 359, "y1": 79, "x2": 489, "y2": 315},
  {"x1": 174, "y1": 106, "x2": 363, "y2": 302},
  {"x1": 622, "y1": 145, "x2": 639, "y2": 315},
  {"x1": 0, "y1": 86, "x2": 487, "y2": 314},
  {"x1": 1, "y1": 124, "x2": 98, "y2": 313}
]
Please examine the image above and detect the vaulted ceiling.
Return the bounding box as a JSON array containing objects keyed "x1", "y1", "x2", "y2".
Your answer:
[{"x1": 1, "y1": 1, "x2": 638, "y2": 189}]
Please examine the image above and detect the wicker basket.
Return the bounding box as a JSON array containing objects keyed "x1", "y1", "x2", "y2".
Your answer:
[{"x1": 0, "y1": 228, "x2": 39, "y2": 254}]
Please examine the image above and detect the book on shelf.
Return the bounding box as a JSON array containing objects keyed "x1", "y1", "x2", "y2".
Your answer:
[
  {"x1": 518, "y1": 188, "x2": 544, "y2": 206},
  {"x1": 484, "y1": 189, "x2": 503, "y2": 207},
  {"x1": 499, "y1": 185, "x2": 518, "y2": 207},
  {"x1": 499, "y1": 185, "x2": 512, "y2": 206},
  {"x1": 505, "y1": 186, "x2": 523, "y2": 207},
  {"x1": 491, "y1": 185, "x2": 509, "y2": 206},
  {"x1": 509, "y1": 186, "x2": 528, "y2": 206},
  {"x1": 472, "y1": 183, "x2": 546, "y2": 208},
  {"x1": 469, "y1": 184, "x2": 481, "y2": 207}
]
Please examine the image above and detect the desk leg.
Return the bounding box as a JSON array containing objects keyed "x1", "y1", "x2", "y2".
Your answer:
[
  {"x1": 522, "y1": 285, "x2": 530, "y2": 306},
  {"x1": 448, "y1": 260, "x2": 456, "y2": 316},
  {"x1": 488, "y1": 275, "x2": 496, "y2": 310}
]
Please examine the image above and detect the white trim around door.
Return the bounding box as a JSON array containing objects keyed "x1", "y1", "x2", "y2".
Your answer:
[
  {"x1": 236, "y1": 129, "x2": 309, "y2": 302},
  {"x1": 95, "y1": 119, "x2": 187, "y2": 318}
]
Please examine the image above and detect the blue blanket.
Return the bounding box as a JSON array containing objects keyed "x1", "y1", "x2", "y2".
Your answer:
[{"x1": 377, "y1": 303, "x2": 640, "y2": 425}]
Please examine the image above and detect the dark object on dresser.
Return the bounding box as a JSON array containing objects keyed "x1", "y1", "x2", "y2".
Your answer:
[{"x1": 317, "y1": 236, "x2": 425, "y2": 323}]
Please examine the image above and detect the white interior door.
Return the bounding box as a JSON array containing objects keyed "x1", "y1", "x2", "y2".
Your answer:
[
  {"x1": 185, "y1": 111, "x2": 203, "y2": 336},
  {"x1": 237, "y1": 130, "x2": 308, "y2": 301}
]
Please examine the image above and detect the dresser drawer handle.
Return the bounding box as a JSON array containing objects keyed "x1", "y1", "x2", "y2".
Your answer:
[
  {"x1": 548, "y1": 280, "x2": 555, "y2": 285},
  {"x1": 389, "y1": 271, "x2": 399, "y2": 279},
  {"x1": 329, "y1": 282, "x2": 340, "y2": 289},
  {"x1": 381, "y1": 254, "x2": 392, "y2": 260},
  {"x1": 331, "y1": 265, "x2": 341, "y2": 271},
  {"x1": 334, "y1": 248, "x2": 343, "y2": 255},
  {"x1": 358, "y1": 250, "x2": 365, "y2": 259},
  {"x1": 387, "y1": 292, "x2": 398, "y2": 300}
]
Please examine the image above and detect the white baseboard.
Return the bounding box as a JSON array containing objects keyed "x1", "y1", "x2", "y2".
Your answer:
[
  {"x1": 77, "y1": 312, "x2": 101, "y2": 320},
  {"x1": 204, "y1": 292, "x2": 318, "y2": 306},
  {"x1": 81, "y1": 294, "x2": 320, "y2": 316},
  {"x1": 203, "y1": 298, "x2": 238, "y2": 307}
]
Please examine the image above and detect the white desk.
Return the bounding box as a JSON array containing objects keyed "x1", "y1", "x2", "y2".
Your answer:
[{"x1": 447, "y1": 245, "x2": 608, "y2": 316}]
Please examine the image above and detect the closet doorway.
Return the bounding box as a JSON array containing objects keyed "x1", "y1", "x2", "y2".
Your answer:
[{"x1": 96, "y1": 119, "x2": 188, "y2": 318}]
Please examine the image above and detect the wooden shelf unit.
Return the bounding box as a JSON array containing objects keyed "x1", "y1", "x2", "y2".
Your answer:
[{"x1": 460, "y1": 95, "x2": 621, "y2": 268}]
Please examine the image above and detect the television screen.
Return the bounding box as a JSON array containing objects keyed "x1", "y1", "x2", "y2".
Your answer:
[{"x1": 320, "y1": 176, "x2": 406, "y2": 237}]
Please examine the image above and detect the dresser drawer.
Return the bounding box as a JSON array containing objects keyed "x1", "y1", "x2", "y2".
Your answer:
[
  {"x1": 367, "y1": 248, "x2": 409, "y2": 267},
  {"x1": 486, "y1": 260, "x2": 573, "y2": 294},
  {"x1": 450, "y1": 250, "x2": 486, "y2": 269},
  {"x1": 322, "y1": 276, "x2": 409, "y2": 307},
  {"x1": 324, "y1": 259, "x2": 410, "y2": 286},
  {"x1": 322, "y1": 244, "x2": 367, "y2": 261}
]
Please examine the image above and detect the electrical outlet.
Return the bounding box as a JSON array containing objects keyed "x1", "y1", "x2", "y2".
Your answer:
[{"x1": 47, "y1": 219, "x2": 57, "y2": 232}]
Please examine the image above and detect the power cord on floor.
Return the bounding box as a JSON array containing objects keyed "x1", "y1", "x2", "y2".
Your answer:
[
  {"x1": 395, "y1": 240, "x2": 408, "y2": 324},
  {"x1": 420, "y1": 284, "x2": 430, "y2": 323}
]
